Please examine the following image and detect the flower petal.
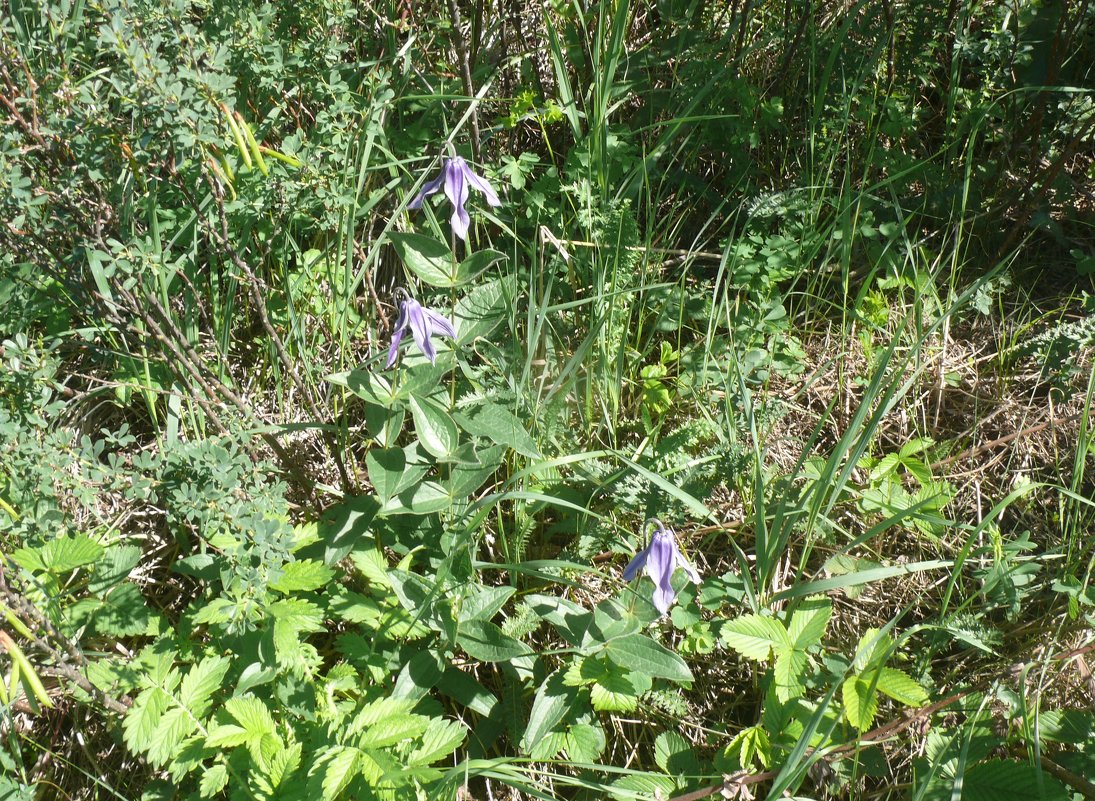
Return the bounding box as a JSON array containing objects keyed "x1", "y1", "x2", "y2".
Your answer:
[
  {"x1": 408, "y1": 171, "x2": 445, "y2": 209},
  {"x1": 422, "y1": 308, "x2": 457, "y2": 340},
  {"x1": 622, "y1": 546, "x2": 649, "y2": 582},
  {"x1": 386, "y1": 300, "x2": 411, "y2": 367},
  {"x1": 462, "y1": 162, "x2": 502, "y2": 207},
  {"x1": 646, "y1": 532, "x2": 677, "y2": 616},
  {"x1": 406, "y1": 299, "x2": 436, "y2": 363},
  {"x1": 443, "y1": 161, "x2": 471, "y2": 240}
]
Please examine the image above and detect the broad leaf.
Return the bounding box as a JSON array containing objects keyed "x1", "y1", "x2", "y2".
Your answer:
[
  {"x1": 874, "y1": 666, "x2": 929, "y2": 706},
  {"x1": 454, "y1": 248, "x2": 506, "y2": 285},
  {"x1": 457, "y1": 619, "x2": 529, "y2": 662},
  {"x1": 408, "y1": 395, "x2": 458, "y2": 458},
  {"x1": 721, "y1": 614, "x2": 790, "y2": 661},
  {"x1": 842, "y1": 675, "x2": 879, "y2": 733},
  {"x1": 455, "y1": 402, "x2": 540, "y2": 458},
  {"x1": 389, "y1": 232, "x2": 453, "y2": 286},
  {"x1": 605, "y1": 634, "x2": 693, "y2": 682},
  {"x1": 788, "y1": 596, "x2": 832, "y2": 650},
  {"x1": 521, "y1": 669, "x2": 576, "y2": 753}
]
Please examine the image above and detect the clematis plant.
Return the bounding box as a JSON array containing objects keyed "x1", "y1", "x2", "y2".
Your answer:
[
  {"x1": 623, "y1": 519, "x2": 701, "y2": 616},
  {"x1": 409, "y1": 155, "x2": 501, "y2": 241},
  {"x1": 386, "y1": 293, "x2": 457, "y2": 367}
]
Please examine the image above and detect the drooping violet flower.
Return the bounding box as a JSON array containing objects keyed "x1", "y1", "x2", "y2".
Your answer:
[
  {"x1": 386, "y1": 295, "x2": 457, "y2": 368},
  {"x1": 622, "y1": 519, "x2": 701, "y2": 616},
  {"x1": 408, "y1": 156, "x2": 501, "y2": 241}
]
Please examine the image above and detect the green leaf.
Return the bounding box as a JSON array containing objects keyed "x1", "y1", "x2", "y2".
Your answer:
[
  {"x1": 454, "y1": 403, "x2": 540, "y2": 458},
  {"x1": 852, "y1": 628, "x2": 894, "y2": 673},
  {"x1": 357, "y1": 714, "x2": 429, "y2": 749},
  {"x1": 721, "y1": 615, "x2": 790, "y2": 661},
  {"x1": 842, "y1": 675, "x2": 879, "y2": 733},
  {"x1": 39, "y1": 534, "x2": 103, "y2": 573},
  {"x1": 122, "y1": 686, "x2": 171, "y2": 753},
  {"x1": 454, "y1": 277, "x2": 512, "y2": 346},
  {"x1": 380, "y1": 481, "x2": 452, "y2": 516},
  {"x1": 605, "y1": 634, "x2": 693, "y2": 682},
  {"x1": 365, "y1": 447, "x2": 406, "y2": 503},
  {"x1": 270, "y1": 560, "x2": 334, "y2": 593},
  {"x1": 388, "y1": 232, "x2": 454, "y2": 286},
  {"x1": 408, "y1": 395, "x2": 458, "y2": 459},
  {"x1": 454, "y1": 249, "x2": 506, "y2": 285},
  {"x1": 321, "y1": 746, "x2": 362, "y2": 799},
  {"x1": 959, "y1": 759, "x2": 1069, "y2": 801},
  {"x1": 146, "y1": 707, "x2": 196, "y2": 766},
  {"x1": 409, "y1": 719, "x2": 466, "y2": 765},
  {"x1": 179, "y1": 656, "x2": 230, "y2": 719},
  {"x1": 457, "y1": 619, "x2": 530, "y2": 662},
  {"x1": 459, "y1": 585, "x2": 516, "y2": 622},
  {"x1": 590, "y1": 672, "x2": 643, "y2": 712},
  {"x1": 205, "y1": 724, "x2": 249, "y2": 748},
  {"x1": 199, "y1": 763, "x2": 229, "y2": 797},
  {"x1": 564, "y1": 724, "x2": 606, "y2": 762},
  {"x1": 788, "y1": 596, "x2": 831, "y2": 650},
  {"x1": 226, "y1": 695, "x2": 276, "y2": 739},
  {"x1": 873, "y1": 667, "x2": 928, "y2": 707},
  {"x1": 93, "y1": 582, "x2": 155, "y2": 637},
  {"x1": 655, "y1": 730, "x2": 700, "y2": 774},
  {"x1": 317, "y1": 495, "x2": 381, "y2": 565},
  {"x1": 521, "y1": 669, "x2": 577, "y2": 753},
  {"x1": 773, "y1": 646, "x2": 807, "y2": 702},
  {"x1": 88, "y1": 544, "x2": 141, "y2": 594}
]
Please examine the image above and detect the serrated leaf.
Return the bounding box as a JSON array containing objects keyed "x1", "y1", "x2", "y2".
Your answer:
[
  {"x1": 654, "y1": 730, "x2": 696, "y2": 774},
  {"x1": 40, "y1": 534, "x2": 103, "y2": 572},
  {"x1": 843, "y1": 675, "x2": 879, "y2": 733},
  {"x1": 605, "y1": 633, "x2": 693, "y2": 682},
  {"x1": 788, "y1": 596, "x2": 831, "y2": 650},
  {"x1": 179, "y1": 655, "x2": 230, "y2": 719},
  {"x1": 874, "y1": 667, "x2": 928, "y2": 706},
  {"x1": 357, "y1": 713, "x2": 429, "y2": 749},
  {"x1": 773, "y1": 646, "x2": 808, "y2": 702},
  {"x1": 93, "y1": 582, "x2": 154, "y2": 637},
  {"x1": 199, "y1": 763, "x2": 229, "y2": 797},
  {"x1": 721, "y1": 614, "x2": 790, "y2": 661},
  {"x1": 205, "y1": 723, "x2": 249, "y2": 748},
  {"x1": 122, "y1": 686, "x2": 170, "y2": 753},
  {"x1": 408, "y1": 719, "x2": 466, "y2": 765},
  {"x1": 321, "y1": 746, "x2": 362, "y2": 799},
  {"x1": 565, "y1": 723, "x2": 606, "y2": 762},
  {"x1": 88, "y1": 544, "x2": 142, "y2": 593},
  {"x1": 147, "y1": 707, "x2": 196, "y2": 767},
  {"x1": 960, "y1": 759, "x2": 1070, "y2": 801},
  {"x1": 226, "y1": 695, "x2": 275, "y2": 739},
  {"x1": 270, "y1": 560, "x2": 334, "y2": 593}
]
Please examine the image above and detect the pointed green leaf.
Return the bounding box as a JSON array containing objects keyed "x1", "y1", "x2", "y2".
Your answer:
[
  {"x1": 179, "y1": 656, "x2": 230, "y2": 719},
  {"x1": 454, "y1": 248, "x2": 506, "y2": 285},
  {"x1": 842, "y1": 675, "x2": 879, "y2": 733},
  {"x1": 874, "y1": 667, "x2": 929, "y2": 706},
  {"x1": 773, "y1": 646, "x2": 808, "y2": 702},
  {"x1": 389, "y1": 232, "x2": 454, "y2": 286},
  {"x1": 960, "y1": 759, "x2": 1069, "y2": 801},
  {"x1": 521, "y1": 669, "x2": 576, "y2": 753},
  {"x1": 457, "y1": 619, "x2": 530, "y2": 662},
  {"x1": 408, "y1": 395, "x2": 458, "y2": 458},
  {"x1": 721, "y1": 614, "x2": 790, "y2": 661},
  {"x1": 454, "y1": 403, "x2": 540, "y2": 458},
  {"x1": 605, "y1": 633, "x2": 693, "y2": 682},
  {"x1": 454, "y1": 277, "x2": 512, "y2": 346},
  {"x1": 788, "y1": 596, "x2": 831, "y2": 650}
]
